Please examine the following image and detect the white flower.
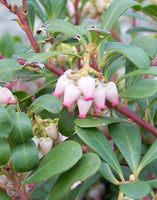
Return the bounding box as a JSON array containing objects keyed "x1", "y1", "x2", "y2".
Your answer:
[
  {"x1": 0, "y1": 86, "x2": 18, "y2": 106},
  {"x1": 52, "y1": 75, "x2": 71, "y2": 98},
  {"x1": 63, "y1": 83, "x2": 81, "y2": 108},
  {"x1": 45, "y1": 123, "x2": 58, "y2": 140},
  {"x1": 0, "y1": 175, "x2": 9, "y2": 185},
  {"x1": 78, "y1": 76, "x2": 95, "y2": 101},
  {"x1": 77, "y1": 97, "x2": 92, "y2": 118},
  {"x1": 93, "y1": 85, "x2": 107, "y2": 110},
  {"x1": 104, "y1": 82, "x2": 120, "y2": 106},
  {"x1": 39, "y1": 137, "x2": 53, "y2": 155}
]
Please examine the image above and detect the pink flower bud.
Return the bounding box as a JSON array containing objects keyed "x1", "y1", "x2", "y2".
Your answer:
[
  {"x1": 0, "y1": 86, "x2": 18, "y2": 106},
  {"x1": 93, "y1": 85, "x2": 107, "y2": 109},
  {"x1": 78, "y1": 76, "x2": 95, "y2": 101},
  {"x1": 39, "y1": 137, "x2": 53, "y2": 155},
  {"x1": 104, "y1": 82, "x2": 120, "y2": 106},
  {"x1": 63, "y1": 83, "x2": 81, "y2": 108},
  {"x1": 45, "y1": 123, "x2": 58, "y2": 140},
  {"x1": 52, "y1": 75, "x2": 71, "y2": 98},
  {"x1": 0, "y1": 175, "x2": 9, "y2": 185},
  {"x1": 77, "y1": 97, "x2": 92, "y2": 118}
]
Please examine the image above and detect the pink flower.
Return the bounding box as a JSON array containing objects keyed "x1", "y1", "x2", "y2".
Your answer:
[
  {"x1": 93, "y1": 85, "x2": 107, "y2": 109},
  {"x1": 0, "y1": 86, "x2": 18, "y2": 106},
  {"x1": 77, "y1": 97, "x2": 92, "y2": 118},
  {"x1": 67, "y1": 0, "x2": 75, "y2": 16},
  {"x1": 52, "y1": 75, "x2": 71, "y2": 98},
  {"x1": 39, "y1": 137, "x2": 53, "y2": 155},
  {"x1": 104, "y1": 82, "x2": 120, "y2": 106},
  {"x1": 78, "y1": 76, "x2": 95, "y2": 101},
  {"x1": 45, "y1": 123, "x2": 58, "y2": 140},
  {"x1": 63, "y1": 83, "x2": 81, "y2": 108}
]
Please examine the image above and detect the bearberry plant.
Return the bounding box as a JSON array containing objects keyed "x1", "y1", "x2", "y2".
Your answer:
[{"x1": 0, "y1": 0, "x2": 157, "y2": 199}]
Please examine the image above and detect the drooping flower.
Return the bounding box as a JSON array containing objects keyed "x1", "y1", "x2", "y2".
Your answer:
[
  {"x1": 77, "y1": 97, "x2": 92, "y2": 118},
  {"x1": 52, "y1": 75, "x2": 71, "y2": 98},
  {"x1": 39, "y1": 137, "x2": 53, "y2": 155},
  {"x1": 63, "y1": 83, "x2": 81, "y2": 108},
  {"x1": 45, "y1": 123, "x2": 58, "y2": 140},
  {"x1": 104, "y1": 82, "x2": 120, "y2": 106},
  {"x1": 93, "y1": 85, "x2": 107, "y2": 109},
  {"x1": 0, "y1": 86, "x2": 18, "y2": 106},
  {"x1": 78, "y1": 76, "x2": 95, "y2": 101}
]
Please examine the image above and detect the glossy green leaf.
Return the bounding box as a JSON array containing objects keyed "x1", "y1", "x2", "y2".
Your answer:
[
  {"x1": 99, "y1": 162, "x2": 119, "y2": 185},
  {"x1": 136, "y1": 139, "x2": 157, "y2": 176},
  {"x1": 131, "y1": 35, "x2": 157, "y2": 59},
  {"x1": 47, "y1": 19, "x2": 87, "y2": 46},
  {"x1": 75, "y1": 126, "x2": 123, "y2": 180},
  {"x1": 58, "y1": 108, "x2": 77, "y2": 137},
  {"x1": 46, "y1": 153, "x2": 101, "y2": 200},
  {"x1": 122, "y1": 79, "x2": 157, "y2": 99},
  {"x1": 25, "y1": 141, "x2": 82, "y2": 184},
  {"x1": 0, "y1": 189, "x2": 12, "y2": 200},
  {"x1": 117, "y1": 67, "x2": 157, "y2": 83},
  {"x1": 108, "y1": 122, "x2": 142, "y2": 174},
  {"x1": 101, "y1": 0, "x2": 141, "y2": 31},
  {"x1": 38, "y1": 0, "x2": 52, "y2": 19},
  {"x1": 0, "y1": 59, "x2": 21, "y2": 75},
  {"x1": 75, "y1": 115, "x2": 121, "y2": 128},
  {"x1": 0, "y1": 138, "x2": 10, "y2": 166},
  {"x1": 0, "y1": 105, "x2": 12, "y2": 138},
  {"x1": 0, "y1": 33, "x2": 14, "y2": 57},
  {"x1": 27, "y1": 2, "x2": 35, "y2": 33},
  {"x1": 9, "y1": 112, "x2": 34, "y2": 144},
  {"x1": 149, "y1": 178, "x2": 157, "y2": 188},
  {"x1": 142, "y1": 3, "x2": 157, "y2": 18},
  {"x1": 30, "y1": 94, "x2": 63, "y2": 114},
  {"x1": 103, "y1": 42, "x2": 150, "y2": 69},
  {"x1": 120, "y1": 181, "x2": 151, "y2": 199},
  {"x1": 12, "y1": 139, "x2": 39, "y2": 172}
]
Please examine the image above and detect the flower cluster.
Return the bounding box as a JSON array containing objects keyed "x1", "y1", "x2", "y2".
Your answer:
[
  {"x1": 0, "y1": 86, "x2": 18, "y2": 106},
  {"x1": 52, "y1": 70, "x2": 120, "y2": 118}
]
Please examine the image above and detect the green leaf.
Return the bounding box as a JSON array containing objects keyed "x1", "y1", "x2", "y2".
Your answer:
[
  {"x1": 0, "y1": 59, "x2": 21, "y2": 75},
  {"x1": 0, "y1": 138, "x2": 11, "y2": 166},
  {"x1": 0, "y1": 33, "x2": 14, "y2": 57},
  {"x1": 131, "y1": 35, "x2": 157, "y2": 59},
  {"x1": 38, "y1": 0, "x2": 52, "y2": 19},
  {"x1": 120, "y1": 181, "x2": 151, "y2": 199},
  {"x1": 117, "y1": 67, "x2": 157, "y2": 83},
  {"x1": 99, "y1": 162, "x2": 119, "y2": 185},
  {"x1": 0, "y1": 189, "x2": 12, "y2": 200},
  {"x1": 103, "y1": 42, "x2": 150, "y2": 69},
  {"x1": 47, "y1": 19, "x2": 87, "y2": 46},
  {"x1": 108, "y1": 122, "x2": 142, "y2": 174},
  {"x1": 30, "y1": 94, "x2": 63, "y2": 114},
  {"x1": 0, "y1": 105, "x2": 12, "y2": 138},
  {"x1": 27, "y1": 2, "x2": 36, "y2": 33},
  {"x1": 121, "y1": 79, "x2": 157, "y2": 99},
  {"x1": 12, "y1": 139, "x2": 39, "y2": 172},
  {"x1": 45, "y1": 153, "x2": 101, "y2": 200},
  {"x1": 101, "y1": 0, "x2": 141, "y2": 31},
  {"x1": 136, "y1": 139, "x2": 157, "y2": 176},
  {"x1": 127, "y1": 26, "x2": 157, "y2": 34},
  {"x1": 142, "y1": 3, "x2": 157, "y2": 18},
  {"x1": 9, "y1": 112, "x2": 34, "y2": 144},
  {"x1": 58, "y1": 108, "x2": 77, "y2": 137},
  {"x1": 148, "y1": 178, "x2": 157, "y2": 188},
  {"x1": 75, "y1": 115, "x2": 121, "y2": 128},
  {"x1": 75, "y1": 126, "x2": 123, "y2": 180},
  {"x1": 51, "y1": 0, "x2": 67, "y2": 19},
  {"x1": 25, "y1": 141, "x2": 82, "y2": 184}
]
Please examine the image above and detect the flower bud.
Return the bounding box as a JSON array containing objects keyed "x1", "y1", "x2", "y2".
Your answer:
[
  {"x1": 77, "y1": 97, "x2": 92, "y2": 118},
  {"x1": 45, "y1": 123, "x2": 58, "y2": 140},
  {"x1": 104, "y1": 82, "x2": 120, "y2": 106},
  {"x1": 39, "y1": 137, "x2": 53, "y2": 155},
  {"x1": 63, "y1": 83, "x2": 81, "y2": 108},
  {"x1": 0, "y1": 86, "x2": 18, "y2": 106},
  {"x1": 52, "y1": 75, "x2": 71, "y2": 98},
  {"x1": 0, "y1": 175, "x2": 9, "y2": 185},
  {"x1": 78, "y1": 76, "x2": 95, "y2": 101},
  {"x1": 32, "y1": 136, "x2": 39, "y2": 147},
  {"x1": 93, "y1": 85, "x2": 107, "y2": 110}
]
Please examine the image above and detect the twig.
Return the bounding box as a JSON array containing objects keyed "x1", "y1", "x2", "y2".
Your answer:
[
  {"x1": 110, "y1": 30, "x2": 123, "y2": 42},
  {"x1": 47, "y1": 60, "x2": 64, "y2": 76}
]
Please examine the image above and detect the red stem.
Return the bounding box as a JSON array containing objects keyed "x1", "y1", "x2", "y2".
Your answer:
[
  {"x1": 74, "y1": 0, "x2": 80, "y2": 25},
  {"x1": 13, "y1": 5, "x2": 40, "y2": 53},
  {"x1": 22, "y1": 0, "x2": 27, "y2": 13},
  {"x1": 110, "y1": 30, "x2": 123, "y2": 42},
  {"x1": 113, "y1": 104, "x2": 157, "y2": 137},
  {"x1": 47, "y1": 60, "x2": 64, "y2": 76}
]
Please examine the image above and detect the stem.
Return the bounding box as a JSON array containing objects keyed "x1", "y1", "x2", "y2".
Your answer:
[
  {"x1": 74, "y1": 0, "x2": 80, "y2": 25},
  {"x1": 0, "y1": 183, "x2": 15, "y2": 191},
  {"x1": 13, "y1": 5, "x2": 40, "y2": 53},
  {"x1": 110, "y1": 30, "x2": 123, "y2": 42},
  {"x1": 22, "y1": 0, "x2": 27, "y2": 13},
  {"x1": 47, "y1": 60, "x2": 64, "y2": 76},
  {"x1": 113, "y1": 104, "x2": 157, "y2": 137},
  {"x1": 118, "y1": 190, "x2": 123, "y2": 200}
]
